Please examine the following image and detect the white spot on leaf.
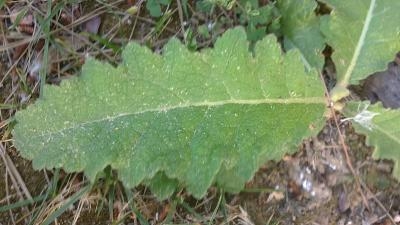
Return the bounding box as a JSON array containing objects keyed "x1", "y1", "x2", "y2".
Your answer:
[{"x1": 342, "y1": 103, "x2": 379, "y2": 130}]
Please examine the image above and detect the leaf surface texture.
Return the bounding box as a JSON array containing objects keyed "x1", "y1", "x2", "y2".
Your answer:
[
  {"x1": 13, "y1": 28, "x2": 325, "y2": 198},
  {"x1": 321, "y1": 0, "x2": 400, "y2": 85}
]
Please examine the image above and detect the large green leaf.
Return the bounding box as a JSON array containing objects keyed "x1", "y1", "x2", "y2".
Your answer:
[
  {"x1": 321, "y1": 0, "x2": 400, "y2": 87},
  {"x1": 277, "y1": 0, "x2": 325, "y2": 69},
  {"x1": 345, "y1": 102, "x2": 400, "y2": 180},
  {"x1": 12, "y1": 27, "x2": 326, "y2": 199}
]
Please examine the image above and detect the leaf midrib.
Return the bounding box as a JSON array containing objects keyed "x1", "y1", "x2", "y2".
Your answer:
[
  {"x1": 341, "y1": 0, "x2": 376, "y2": 85},
  {"x1": 31, "y1": 97, "x2": 325, "y2": 139}
]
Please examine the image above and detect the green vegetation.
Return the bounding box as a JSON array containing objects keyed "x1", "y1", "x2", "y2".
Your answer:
[{"x1": 2, "y1": 0, "x2": 400, "y2": 224}]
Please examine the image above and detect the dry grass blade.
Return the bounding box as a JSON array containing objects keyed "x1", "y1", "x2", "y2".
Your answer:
[
  {"x1": 33, "y1": 175, "x2": 85, "y2": 224},
  {"x1": 0, "y1": 143, "x2": 32, "y2": 201},
  {"x1": 359, "y1": 179, "x2": 397, "y2": 224},
  {"x1": 224, "y1": 206, "x2": 255, "y2": 225},
  {"x1": 0, "y1": 142, "x2": 32, "y2": 224}
]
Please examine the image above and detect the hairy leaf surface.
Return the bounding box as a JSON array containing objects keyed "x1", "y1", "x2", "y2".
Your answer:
[
  {"x1": 321, "y1": 0, "x2": 400, "y2": 86},
  {"x1": 277, "y1": 0, "x2": 325, "y2": 69},
  {"x1": 13, "y1": 28, "x2": 325, "y2": 198},
  {"x1": 345, "y1": 103, "x2": 400, "y2": 180}
]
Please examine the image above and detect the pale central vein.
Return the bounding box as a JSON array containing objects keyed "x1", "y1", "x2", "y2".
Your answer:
[
  {"x1": 342, "y1": 0, "x2": 376, "y2": 85},
  {"x1": 35, "y1": 97, "x2": 326, "y2": 138}
]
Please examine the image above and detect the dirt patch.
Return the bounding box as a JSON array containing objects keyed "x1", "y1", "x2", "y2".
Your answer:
[{"x1": 236, "y1": 119, "x2": 400, "y2": 225}]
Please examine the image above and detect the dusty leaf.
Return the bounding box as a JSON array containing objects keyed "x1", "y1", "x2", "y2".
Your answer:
[
  {"x1": 12, "y1": 27, "x2": 325, "y2": 199},
  {"x1": 321, "y1": 0, "x2": 400, "y2": 86}
]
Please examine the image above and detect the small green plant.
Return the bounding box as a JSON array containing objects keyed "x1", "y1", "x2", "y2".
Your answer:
[
  {"x1": 195, "y1": 0, "x2": 324, "y2": 67},
  {"x1": 146, "y1": 0, "x2": 171, "y2": 17},
  {"x1": 196, "y1": 0, "x2": 280, "y2": 43},
  {"x1": 236, "y1": 0, "x2": 279, "y2": 42},
  {"x1": 12, "y1": 0, "x2": 400, "y2": 200}
]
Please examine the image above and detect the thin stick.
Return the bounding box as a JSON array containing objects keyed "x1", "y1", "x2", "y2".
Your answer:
[
  {"x1": 176, "y1": 0, "x2": 186, "y2": 41},
  {"x1": 4, "y1": 172, "x2": 17, "y2": 225},
  {"x1": 318, "y1": 72, "x2": 370, "y2": 210}
]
